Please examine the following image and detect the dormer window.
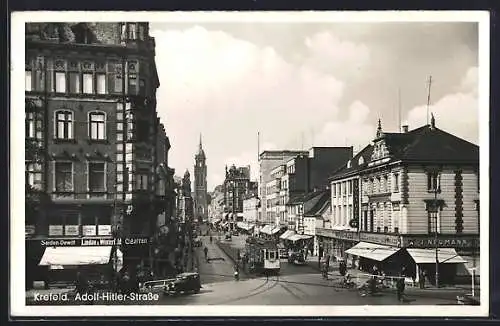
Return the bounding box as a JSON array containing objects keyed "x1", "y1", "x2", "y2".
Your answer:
[
  {"x1": 358, "y1": 156, "x2": 364, "y2": 165},
  {"x1": 346, "y1": 160, "x2": 352, "y2": 169}
]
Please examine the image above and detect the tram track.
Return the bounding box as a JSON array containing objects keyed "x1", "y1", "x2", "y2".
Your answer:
[{"x1": 209, "y1": 276, "x2": 280, "y2": 305}]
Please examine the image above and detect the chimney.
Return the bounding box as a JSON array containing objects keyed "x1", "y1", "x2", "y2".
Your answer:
[{"x1": 402, "y1": 125, "x2": 409, "y2": 133}]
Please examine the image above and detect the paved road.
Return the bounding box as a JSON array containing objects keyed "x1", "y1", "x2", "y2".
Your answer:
[
  {"x1": 196, "y1": 235, "x2": 248, "y2": 284},
  {"x1": 25, "y1": 231, "x2": 467, "y2": 306}
]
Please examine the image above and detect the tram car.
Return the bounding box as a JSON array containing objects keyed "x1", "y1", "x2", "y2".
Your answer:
[{"x1": 245, "y1": 236, "x2": 280, "y2": 275}]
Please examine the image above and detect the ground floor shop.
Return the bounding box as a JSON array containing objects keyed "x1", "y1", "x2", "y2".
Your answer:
[
  {"x1": 315, "y1": 228, "x2": 479, "y2": 285},
  {"x1": 25, "y1": 236, "x2": 151, "y2": 289}
]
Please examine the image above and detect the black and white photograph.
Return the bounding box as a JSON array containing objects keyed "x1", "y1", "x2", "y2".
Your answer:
[{"x1": 11, "y1": 11, "x2": 489, "y2": 317}]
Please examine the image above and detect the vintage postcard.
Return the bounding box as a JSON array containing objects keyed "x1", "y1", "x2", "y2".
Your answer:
[{"x1": 10, "y1": 11, "x2": 490, "y2": 317}]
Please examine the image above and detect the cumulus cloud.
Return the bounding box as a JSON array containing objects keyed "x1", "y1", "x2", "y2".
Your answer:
[
  {"x1": 303, "y1": 31, "x2": 371, "y2": 80},
  {"x1": 150, "y1": 26, "x2": 371, "y2": 190},
  {"x1": 406, "y1": 67, "x2": 478, "y2": 144},
  {"x1": 314, "y1": 101, "x2": 376, "y2": 151}
]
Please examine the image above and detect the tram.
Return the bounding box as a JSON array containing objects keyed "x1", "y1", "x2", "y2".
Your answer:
[{"x1": 244, "y1": 236, "x2": 280, "y2": 275}]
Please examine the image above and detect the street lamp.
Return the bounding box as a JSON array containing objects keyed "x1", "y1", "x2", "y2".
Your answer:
[{"x1": 429, "y1": 187, "x2": 440, "y2": 288}]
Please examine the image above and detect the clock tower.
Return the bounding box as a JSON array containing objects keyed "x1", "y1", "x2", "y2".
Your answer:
[{"x1": 194, "y1": 134, "x2": 208, "y2": 223}]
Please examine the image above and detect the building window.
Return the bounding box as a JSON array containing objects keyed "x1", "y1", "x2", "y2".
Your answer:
[
  {"x1": 120, "y1": 24, "x2": 127, "y2": 40},
  {"x1": 55, "y1": 72, "x2": 66, "y2": 93},
  {"x1": 393, "y1": 173, "x2": 399, "y2": 192},
  {"x1": 89, "y1": 112, "x2": 106, "y2": 140},
  {"x1": 55, "y1": 110, "x2": 74, "y2": 139},
  {"x1": 139, "y1": 79, "x2": 146, "y2": 96},
  {"x1": 69, "y1": 72, "x2": 80, "y2": 93},
  {"x1": 128, "y1": 24, "x2": 137, "y2": 39},
  {"x1": 83, "y1": 73, "x2": 93, "y2": 94},
  {"x1": 26, "y1": 162, "x2": 43, "y2": 190},
  {"x1": 383, "y1": 226, "x2": 388, "y2": 233},
  {"x1": 25, "y1": 70, "x2": 32, "y2": 91},
  {"x1": 26, "y1": 112, "x2": 36, "y2": 139},
  {"x1": 427, "y1": 172, "x2": 441, "y2": 192},
  {"x1": 138, "y1": 25, "x2": 145, "y2": 40},
  {"x1": 136, "y1": 119, "x2": 149, "y2": 142},
  {"x1": 383, "y1": 175, "x2": 388, "y2": 192},
  {"x1": 394, "y1": 227, "x2": 399, "y2": 234},
  {"x1": 55, "y1": 162, "x2": 73, "y2": 192},
  {"x1": 128, "y1": 77, "x2": 137, "y2": 94},
  {"x1": 96, "y1": 73, "x2": 106, "y2": 94},
  {"x1": 376, "y1": 227, "x2": 381, "y2": 233},
  {"x1": 376, "y1": 177, "x2": 381, "y2": 193},
  {"x1": 88, "y1": 162, "x2": 106, "y2": 193},
  {"x1": 428, "y1": 210, "x2": 440, "y2": 234},
  {"x1": 137, "y1": 173, "x2": 148, "y2": 190},
  {"x1": 348, "y1": 180, "x2": 352, "y2": 194}
]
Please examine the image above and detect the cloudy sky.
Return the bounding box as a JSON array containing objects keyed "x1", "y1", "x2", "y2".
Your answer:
[{"x1": 149, "y1": 21, "x2": 479, "y2": 192}]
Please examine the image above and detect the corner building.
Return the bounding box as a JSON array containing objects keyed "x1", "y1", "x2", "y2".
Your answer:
[
  {"x1": 317, "y1": 119, "x2": 480, "y2": 285},
  {"x1": 25, "y1": 23, "x2": 161, "y2": 284}
]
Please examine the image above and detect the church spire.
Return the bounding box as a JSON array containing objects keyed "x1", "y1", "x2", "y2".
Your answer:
[{"x1": 199, "y1": 133, "x2": 203, "y2": 150}]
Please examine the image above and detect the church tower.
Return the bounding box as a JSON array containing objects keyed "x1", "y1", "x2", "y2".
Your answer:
[{"x1": 194, "y1": 134, "x2": 208, "y2": 223}]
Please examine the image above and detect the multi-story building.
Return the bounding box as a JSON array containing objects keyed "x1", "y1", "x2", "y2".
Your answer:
[
  {"x1": 208, "y1": 185, "x2": 225, "y2": 224},
  {"x1": 177, "y1": 170, "x2": 194, "y2": 224},
  {"x1": 284, "y1": 190, "x2": 330, "y2": 255},
  {"x1": 242, "y1": 181, "x2": 259, "y2": 225},
  {"x1": 25, "y1": 22, "x2": 161, "y2": 286},
  {"x1": 223, "y1": 165, "x2": 253, "y2": 227},
  {"x1": 258, "y1": 150, "x2": 309, "y2": 225},
  {"x1": 194, "y1": 135, "x2": 208, "y2": 223},
  {"x1": 268, "y1": 147, "x2": 352, "y2": 228},
  {"x1": 317, "y1": 118, "x2": 480, "y2": 285}
]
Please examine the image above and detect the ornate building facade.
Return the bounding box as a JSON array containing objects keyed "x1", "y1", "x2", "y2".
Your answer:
[
  {"x1": 194, "y1": 135, "x2": 208, "y2": 223},
  {"x1": 25, "y1": 22, "x2": 161, "y2": 286}
]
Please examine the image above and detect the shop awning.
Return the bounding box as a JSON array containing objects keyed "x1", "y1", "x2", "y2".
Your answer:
[
  {"x1": 260, "y1": 225, "x2": 273, "y2": 235},
  {"x1": 345, "y1": 242, "x2": 400, "y2": 262},
  {"x1": 39, "y1": 246, "x2": 114, "y2": 266},
  {"x1": 280, "y1": 230, "x2": 295, "y2": 240},
  {"x1": 271, "y1": 227, "x2": 282, "y2": 235},
  {"x1": 407, "y1": 248, "x2": 467, "y2": 264},
  {"x1": 288, "y1": 234, "x2": 314, "y2": 242}
]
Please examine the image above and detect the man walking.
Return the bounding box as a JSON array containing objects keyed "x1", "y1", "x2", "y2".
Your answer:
[{"x1": 397, "y1": 267, "x2": 407, "y2": 302}]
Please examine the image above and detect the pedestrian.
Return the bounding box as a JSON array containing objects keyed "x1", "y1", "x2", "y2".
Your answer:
[
  {"x1": 397, "y1": 267, "x2": 407, "y2": 302},
  {"x1": 75, "y1": 271, "x2": 89, "y2": 293},
  {"x1": 419, "y1": 270, "x2": 426, "y2": 289}
]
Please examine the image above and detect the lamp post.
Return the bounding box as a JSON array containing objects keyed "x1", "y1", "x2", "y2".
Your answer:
[{"x1": 430, "y1": 187, "x2": 440, "y2": 288}]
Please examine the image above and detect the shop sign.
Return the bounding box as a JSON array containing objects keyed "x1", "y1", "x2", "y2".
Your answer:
[
  {"x1": 82, "y1": 225, "x2": 97, "y2": 236},
  {"x1": 36, "y1": 237, "x2": 150, "y2": 247},
  {"x1": 48, "y1": 225, "x2": 63, "y2": 236},
  {"x1": 316, "y1": 228, "x2": 359, "y2": 241},
  {"x1": 25, "y1": 225, "x2": 36, "y2": 236},
  {"x1": 98, "y1": 225, "x2": 112, "y2": 236},
  {"x1": 402, "y1": 235, "x2": 478, "y2": 248},
  {"x1": 65, "y1": 225, "x2": 79, "y2": 236},
  {"x1": 359, "y1": 232, "x2": 401, "y2": 247}
]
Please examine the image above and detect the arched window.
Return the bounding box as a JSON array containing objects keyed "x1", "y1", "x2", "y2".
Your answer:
[
  {"x1": 54, "y1": 110, "x2": 74, "y2": 139},
  {"x1": 89, "y1": 111, "x2": 106, "y2": 140}
]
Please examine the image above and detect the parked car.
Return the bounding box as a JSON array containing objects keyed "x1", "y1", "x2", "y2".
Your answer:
[
  {"x1": 225, "y1": 233, "x2": 232, "y2": 241},
  {"x1": 164, "y1": 272, "x2": 201, "y2": 295},
  {"x1": 232, "y1": 230, "x2": 239, "y2": 236},
  {"x1": 139, "y1": 278, "x2": 176, "y2": 294}
]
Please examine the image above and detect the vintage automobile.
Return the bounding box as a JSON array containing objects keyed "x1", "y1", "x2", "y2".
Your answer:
[
  {"x1": 164, "y1": 272, "x2": 202, "y2": 295},
  {"x1": 224, "y1": 233, "x2": 232, "y2": 241},
  {"x1": 288, "y1": 251, "x2": 306, "y2": 265},
  {"x1": 278, "y1": 248, "x2": 289, "y2": 259},
  {"x1": 139, "y1": 278, "x2": 176, "y2": 294}
]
